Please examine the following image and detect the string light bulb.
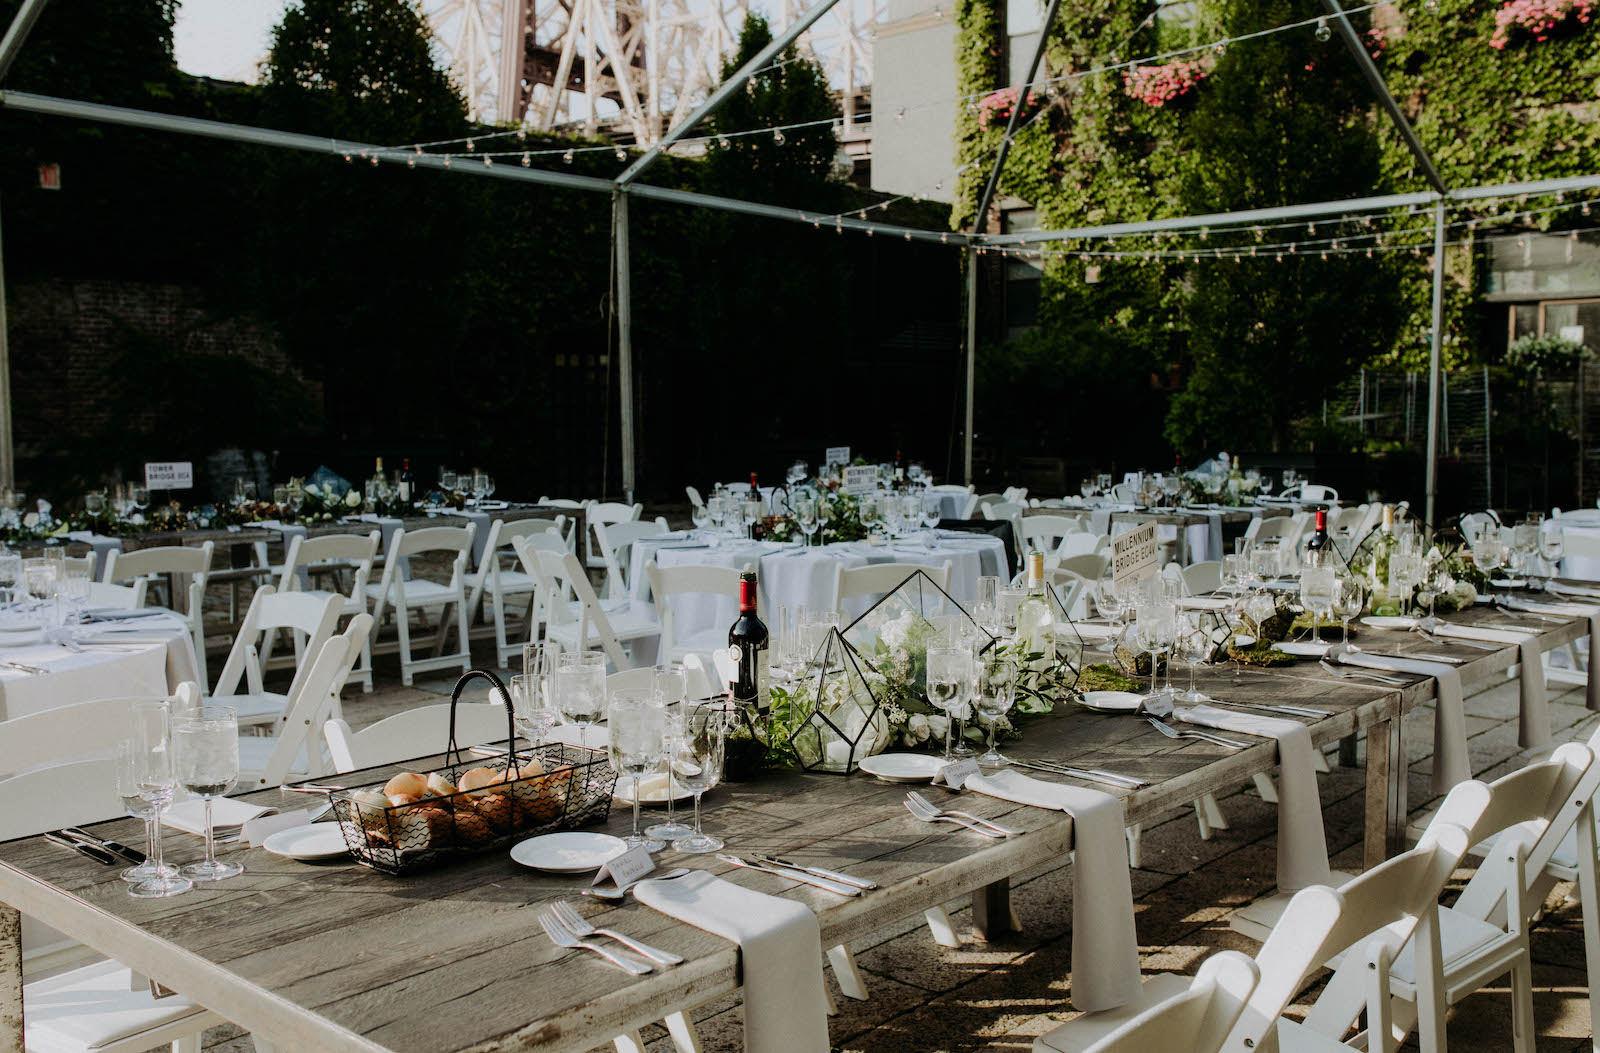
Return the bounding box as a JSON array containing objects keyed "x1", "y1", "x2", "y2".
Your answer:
[
  {"x1": 443, "y1": 157, "x2": 451, "y2": 168},
  {"x1": 466, "y1": 139, "x2": 475, "y2": 152},
  {"x1": 773, "y1": 129, "x2": 785, "y2": 143},
  {"x1": 369, "y1": 155, "x2": 379, "y2": 166},
  {"x1": 615, "y1": 148, "x2": 626, "y2": 160},
  {"x1": 522, "y1": 153, "x2": 531, "y2": 166},
  {"x1": 483, "y1": 156, "x2": 493, "y2": 166},
  {"x1": 563, "y1": 150, "x2": 574, "y2": 163},
  {"x1": 1315, "y1": 17, "x2": 1332, "y2": 41}
]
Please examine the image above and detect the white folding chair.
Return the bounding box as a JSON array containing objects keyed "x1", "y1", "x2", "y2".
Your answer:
[
  {"x1": 1076, "y1": 951, "x2": 1258, "y2": 1053},
  {"x1": 1003, "y1": 486, "x2": 1029, "y2": 504},
  {"x1": 326, "y1": 699, "x2": 510, "y2": 772},
  {"x1": 685, "y1": 485, "x2": 704, "y2": 508},
  {"x1": 515, "y1": 541, "x2": 658, "y2": 670},
  {"x1": 537, "y1": 497, "x2": 587, "y2": 550},
  {"x1": 606, "y1": 666, "x2": 659, "y2": 695},
  {"x1": 1018, "y1": 514, "x2": 1084, "y2": 558},
  {"x1": 103, "y1": 542, "x2": 214, "y2": 689},
  {"x1": 972, "y1": 492, "x2": 1007, "y2": 516},
  {"x1": 1182, "y1": 561, "x2": 1222, "y2": 595},
  {"x1": 836, "y1": 561, "x2": 952, "y2": 608},
  {"x1": 0, "y1": 752, "x2": 224, "y2": 1052},
  {"x1": 1060, "y1": 553, "x2": 1110, "y2": 581},
  {"x1": 646, "y1": 561, "x2": 741, "y2": 664},
  {"x1": 596, "y1": 519, "x2": 669, "y2": 602},
  {"x1": 277, "y1": 530, "x2": 380, "y2": 693},
  {"x1": 1045, "y1": 567, "x2": 1091, "y2": 621},
  {"x1": 365, "y1": 525, "x2": 475, "y2": 686},
  {"x1": 209, "y1": 587, "x2": 342, "y2": 730},
  {"x1": 466, "y1": 517, "x2": 566, "y2": 667},
  {"x1": 84, "y1": 581, "x2": 141, "y2": 609},
  {"x1": 1244, "y1": 514, "x2": 1303, "y2": 547},
  {"x1": 586, "y1": 500, "x2": 643, "y2": 569}
]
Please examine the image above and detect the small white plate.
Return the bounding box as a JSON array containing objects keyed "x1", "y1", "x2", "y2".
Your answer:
[
  {"x1": 1491, "y1": 578, "x2": 1528, "y2": 589},
  {"x1": 1361, "y1": 615, "x2": 1419, "y2": 630},
  {"x1": 613, "y1": 775, "x2": 693, "y2": 806},
  {"x1": 0, "y1": 620, "x2": 40, "y2": 633},
  {"x1": 1180, "y1": 597, "x2": 1233, "y2": 611},
  {"x1": 1073, "y1": 622, "x2": 1119, "y2": 642},
  {"x1": 262, "y1": 825, "x2": 349, "y2": 861},
  {"x1": 510, "y1": 831, "x2": 627, "y2": 873},
  {"x1": 1232, "y1": 635, "x2": 1257, "y2": 648},
  {"x1": 1075, "y1": 690, "x2": 1144, "y2": 712},
  {"x1": 858, "y1": 753, "x2": 945, "y2": 783},
  {"x1": 1271, "y1": 640, "x2": 1329, "y2": 658}
]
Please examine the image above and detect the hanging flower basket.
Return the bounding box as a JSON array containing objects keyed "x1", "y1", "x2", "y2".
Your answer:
[{"x1": 1490, "y1": 0, "x2": 1593, "y2": 48}]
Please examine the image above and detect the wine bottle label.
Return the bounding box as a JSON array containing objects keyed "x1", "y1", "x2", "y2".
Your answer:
[{"x1": 398, "y1": 482, "x2": 411, "y2": 501}]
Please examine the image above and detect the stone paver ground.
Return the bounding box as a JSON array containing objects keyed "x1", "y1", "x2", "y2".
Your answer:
[{"x1": 181, "y1": 605, "x2": 1596, "y2": 1053}]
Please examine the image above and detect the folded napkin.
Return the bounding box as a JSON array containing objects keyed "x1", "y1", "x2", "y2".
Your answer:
[
  {"x1": 1431, "y1": 623, "x2": 1533, "y2": 645},
  {"x1": 1550, "y1": 582, "x2": 1600, "y2": 600},
  {"x1": 1179, "y1": 597, "x2": 1233, "y2": 611},
  {"x1": 960, "y1": 770, "x2": 1140, "y2": 1012},
  {"x1": 163, "y1": 797, "x2": 276, "y2": 835},
  {"x1": 1341, "y1": 653, "x2": 1469, "y2": 794},
  {"x1": 634, "y1": 871, "x2": 829, "y2": 1053},
  {"x1": 1180, "y1": 706, "x2": 1329, "y2": 891},
  {"x1": 1507, "y1": 597, "x2": 1600, "y2": 715},
  {"x1": 1431, "y1": 623, "x2": 1547, "y2": 743}
]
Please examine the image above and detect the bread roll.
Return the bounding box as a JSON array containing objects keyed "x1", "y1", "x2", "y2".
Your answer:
[
  {"x1": 425, "y1": 772, "x2": 458, "y2": 798},
  {"x1": 458, "y1": 767, "x2": 500, "y2": 797},
  {"x1": 519, "y1": 764, "x2": 572, "y2": 824},
  {"x1": 387, "y1": 792, "x2": 421, "y2": 807},
  {"x1": 473, "y1": 791, "x2": 514, "y2": 831},
  {"x1": 383, "y1": 772, "x2": 428, "y2": 798},
  {"x1": 346, "y1": 789, "x2": 393, "y2": 843},
  {"x1": 392, "y1": 801, "x2": 453, "y2": 849}
]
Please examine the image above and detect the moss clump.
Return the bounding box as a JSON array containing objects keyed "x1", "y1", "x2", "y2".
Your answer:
[
  {"x1": 1078, "y1": 663, "x2": 1146, "y2": 693},
  {"x1": 1225, "y1": 643, "x2": 1299, "y2": 667}
]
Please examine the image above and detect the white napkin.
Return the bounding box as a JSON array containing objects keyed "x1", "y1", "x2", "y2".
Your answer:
[
  {"x1": 1430, "y1": 623, "x2": 1533, "y2": 645},
  {"x1": 961, "y1": 770, "x2": 1140, "y2": 1012},
  {"x1": 1549, "y1": 583, "x2": 1600, "y2": 600},
  {"x1": 1430, "y1": 624, "x2": 1548, "y2": 743},
  {"x1": 1179, "y1": 705, "x2": 1330, "y2": 892},
  {"x1": 162, "y1": 798, "x2": 276, "y2": 835},
  {"x1": 1507, "y1": 596, "x2": 1600, "y2": 715},
  {"x1": 1340, "y1": 653, "x2": 1469, "y2": 794},
  {"x1": 634, "y1": 871, "x2": 829, "y2": 1053}
]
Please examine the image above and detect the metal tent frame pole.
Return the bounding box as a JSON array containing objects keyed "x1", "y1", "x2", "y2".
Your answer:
[
  {"x1": 969, "y1": 0, "x2": 1061, "y2": 233},
  {"x1": 964, "y1": 249, "x2": 977, "y2": 484},
  {"x1": 1425, "y1": 202, "x2": 1446, "y2": 526},
  {"x1": 613, "y1": 188, "x2": 635, "y2": 501},
  {"x1": 0, "y1": 193, "x2": 12, "y2": 489}
]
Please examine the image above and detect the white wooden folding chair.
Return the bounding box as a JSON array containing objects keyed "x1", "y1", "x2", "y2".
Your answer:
[
  {"x1": 1, "y1": 747, "x2": 224, "y2": 1052},
  {"x1": 1058, "y1": 532, "x2": 1108, "y2": 560},
  {"x1": 1076, "y1": 951, "x2": 1258, "y2": 1053},
  {"x1": 1037, "y1": 808, "x2": 1474, "y2": 1053},
  {"x1": 325, "y1": 700, "x2": 510, "y2": 772},
  {"x1": 103, "y1": 541, "x2": 214, "y2": 689},
  {"x1": 466, "y1": 517, "x2": 566, "y2": 668},
  {"x1": 606, "y1": 666, "x2": 659, "y2": 695},
  {"x1": 209, "y1": 587, "x2": 342, "y2": 730},
  {"x1": 646, "y1": 561, "x2": 741, "y2": 664},
  {"x1": 1244, "y1": 514, "x2": 1304, "y2": 548},
  {"x1": 1182, "y1": 561, "x2": 1222, "y2": 594},
  {"x1": 276, "y1": 530, "x2": 380, "y2": 692},
  {"x1": 515, "y1": 540, "x2": 658, "y2": 670},
  {"x1": 596, "y1": 519, "x2": 669, "y2": 602},
  {"x1": 1060, "y1": 552, "x2": 1110, "y2": 581},
  {"x1": 1003, "y1": 486, "x2": 1029, "y2": 504},
  {"x1": 972, "y1": 492, "x2": 1007, "y2": 516},
  {"x1": 1045, "y1": 567, "x2": 1091, "y2": 621},
  {"x1": 84, "y1": 581, "x2": 141, "y2": 609},
  {"x1": 836, "y1": 561, "x2": 952, "y2": 609},
  {"x1": 236, "y1": 615, "x2": 372, "y2": 789},
  {"x1": 365, "y1": 525, "x2": 475, "y2": 686},
  {"x1": 1018, "y1": 514, "x2": 1082, "y2": 558},
  {"x1": 685, "y1": 485, "x2": 704, "y2": 508},
  {"x1": 537, "y1": 497, "x2": 587, "y2": 550},
  {"x1": 585, "y1": 500, "x2": 642, "y2": 569}
]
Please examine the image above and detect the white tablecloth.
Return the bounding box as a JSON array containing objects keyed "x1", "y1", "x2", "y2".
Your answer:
[
  {"x1": 0, "y1": 610, "x2": 199, "y2": 721},
  {"x1": 1559, "y1": 517, "x2": 1600, "y2": 580},
  {"x1": 628, "y1": 532, "x2": 1006, "y2": 644}
]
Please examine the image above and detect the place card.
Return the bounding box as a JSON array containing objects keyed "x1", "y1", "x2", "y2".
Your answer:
[
  {"x1": 934, "y1": 757, "x2": 980, "y2": 788},
  {"x1": 592, "y1": 845, "x2": 656, "y2": 887},
  {"x1": 1137, "y1": 693, "x2": 1174, "y2": 718},
  {"x1": 245, "y1": 808, "x2": 312, "y2": 848},
  {"x1": 843, "y1": 465, "x2": 877, "y2": 496}
]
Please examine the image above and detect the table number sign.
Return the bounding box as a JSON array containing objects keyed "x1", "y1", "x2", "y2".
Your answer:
[
  {"x1": 843, "y1": 465, "x2": 877, "y2": 496},
  {"x1": 592, "y1": 844, "x2": 655, "y2": 887},
  {"x1": 825, "y1": 446, "x2": 851, "y2": 468},
  {"x1": 144, "y1": 461, "x2": 194, "y2": 490},
  {"x1": 1111, "y1": 522, "x2": 1159, "y2": 589}
]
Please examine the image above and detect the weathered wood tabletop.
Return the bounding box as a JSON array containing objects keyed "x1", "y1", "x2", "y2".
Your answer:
[{"x1": 0, "y1": 596, "x2": 1588, "y2": 1053}]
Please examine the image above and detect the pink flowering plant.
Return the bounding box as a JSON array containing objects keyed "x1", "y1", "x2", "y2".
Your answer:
[
  {"x1": 975, "y1": 87, "x2": 1040, "y2": 130},
  {"x1": 1122, "y1": 58, "x2": 1210, "y2": 108},
  {"x1": 1490, "y1": 0, "x2": 1593, "y2": 48}
]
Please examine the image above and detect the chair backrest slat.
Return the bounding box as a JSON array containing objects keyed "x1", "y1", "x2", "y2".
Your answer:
[
  {"x1": 325, "y1": 700, "x2": 509, "y2": 773},
  {"x1": 103, "y1": 542, "x2": 214, "y2": 584}
]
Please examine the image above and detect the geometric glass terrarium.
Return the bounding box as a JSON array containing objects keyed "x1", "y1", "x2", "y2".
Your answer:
[
  {"x1": 1045, "y1": 580, "x2": 1087, "y2": 692},
  {"x1": 778, "y1": 626, "x2": 893, "y2": 774}
]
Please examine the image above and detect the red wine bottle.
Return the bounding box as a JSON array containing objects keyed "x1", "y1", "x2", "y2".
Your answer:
[
  {"x1": 397, "y1": 458, "x2": 414, "y2": 504},
  {"x1": 728, "y1": 571, "x2": 769, "y2": 709},
  {"x1": 1305, "y1": 509, "x2": 1330, "y2": 564},
  {"x1": 747, "y1": 472, "x2": 763, "y2": 541}
]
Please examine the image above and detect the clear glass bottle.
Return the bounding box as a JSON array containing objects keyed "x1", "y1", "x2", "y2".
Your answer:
[{"x1": 1015, "y1": 551, "x2": 1056, "y2": 672}]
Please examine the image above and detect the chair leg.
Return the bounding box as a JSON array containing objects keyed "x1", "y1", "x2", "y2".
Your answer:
[
  {"x1": 827, "y1": 943, "x2": 869, "y2": 1001},
  {"x1": 1125, "y1": 823, "x2": 1142, "y2": 869},
  {"x1": 923, "y1": 906, "x2": 962, "y2": 948},
  {"x1": 395, "y1": 602, "x2": 415, "y2": 687},
  {"x1": 1509, "y1": 957, "x2": 1536, "y2": 1053},
  {"x1": 1577, "y1": 812, "x2": 1600, "y2": 1053},
  {"x1": 1200, "y1": 792, "x2": 1228, "y2": 832},
  {"x1": 664, "y1": 1011, "x2": 702, "y2": 1053}
]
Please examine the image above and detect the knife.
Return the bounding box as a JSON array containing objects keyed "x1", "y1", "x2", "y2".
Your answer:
[
  {"x1": 751, "y1": 853, "x2": 877, "y2": 890},
  {"x1": 715, "y1": 854, "x2": 861, "y2": 896},
  {"x1": 44, "y1": 833, "x2": 118, "y2": 866},
  {"x1": 61, "y1": 828, "x2": 145, "y2": 865}
]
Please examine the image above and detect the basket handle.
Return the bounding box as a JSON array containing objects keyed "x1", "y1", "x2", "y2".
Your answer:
[{"x1": 447, "y1": 668, "x2": 517, "y2": 769}]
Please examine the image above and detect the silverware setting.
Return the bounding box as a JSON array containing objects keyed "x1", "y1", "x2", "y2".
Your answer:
[
  {"x1": 44, "y1": 832, "x2": 118, "y2": 866},
  {"x1": 580, "y1": 866, "x2": 691, "y2": 900},
  {"x1": 1203, "y1": 698, "x2": 1325, "y2": 719},
  {"x1": 59, "y1": 827, "x2": 145, "y2": 865},
  {"x1": 1, "y1": 660, "x2": 48, "y2": 675},
  {"x1": 1146, "y1": 716, "x2": 1248, "y2": 750},
  {"x1": 1495, "y1": 605, "x2": 1562, "y2": 623},
  {"x1": 549, "y1": 900, "x2": 683, "y2": 965},
  {"x1": 1359, "y1": 650, "x2": 1465, "y2": 666},
  {"x1": 1413, "y1": 627, "x2": 1498, "y2": 650},
  {"x1": 902, "y1": 791, "x2": 1019, "y2": 837},
  {"x1": 717, "y1": 854, "x2": 863, "y2": 895},
  {"x1": 1009, "y1": 759, "x2": 1148, "y2": 788},
  {"x1": 1318, "y1": 659, "x2": 1405, "y2": 685},
  {"x1": 751, "y1": 853, "x2": 877, "y2": 890},
  {"x1": 540, "y1": 911, "x2": 652, "y2": 974}
]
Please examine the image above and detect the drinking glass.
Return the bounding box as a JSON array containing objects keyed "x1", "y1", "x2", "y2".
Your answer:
[
  {"x1": 1539, "y1": 520, "x2": 1565, "y2": 583},
  {"x1": 1299, "y1": 566, "x2": 1335, "y2": 645},
  {"x1": 1134, "y1": 603, "x2": 1176, "y2": 706},
  {"x1": 1095, "y1": 574, "x2": 1126, "y2": 630},
  {"x1": 795, "y1": 495, "x2": 819, "y2": 547},
  {"x1": 554, "y1": 655, "x2": 607, "y2": 749},
  {"x1": 996, "y1": 586, "x2": 1024, "y2": 636},
  {"x1": 128, "y1": 702, "x2": 192, "y2": 898},
  {"x1": 1258, "y1": 473, "x2": 1276, "y2": 496},
  {"x1": 0, "y1": 551, "x2": 19, "y2": 608},
  {"x1": 115, "y1": 739, "x2": 179, "y2": 885},
  {"x1": 175, "y1": 704, "x2": 242, "y2": 881},
  {"x1": 1221, "y1": 554, "x2": 1247, "y2": 596},
  {"x1": 921, "y1": 493, "x2": 942, "y2": 532},
  {"x1": 1471, "y1": 527, "x2": 1506, "y2": 584},
  {"x1": 1332, "y1": 574, "x2": 1365, "y2": 646},
  {"x1": 509, "y1": 672, "x2": 554, "y2": 751},
  {"x1": 1421, "y1": 558, "x2": 1453, "y2": 627},
  {"x1": 1281, "y1": 469, "x2": 1299, "y2": 490},
  {"x1": 1097, "y1": 473, "x2": 1113, "y2": 494},
  {"x1": 973, "y1": 652, "x2": 1017, "y2": 767},
  {"x1": 1080, "y1": 479, "x2": 1096, "y2": 500},
  {"x1": 646, "y1": 666, "x2": 694, "y2": 843},
  {"x1": 672, "y1": 700, "x2": 727, "y2": 853},
  {"x1": 609, "y1": 689, "x2": 667, "y2": 852},
  {"x1": 272, "y1": 485, "x2": 289, "y2": 509},
  {"x1": 707, "y1": 495, "x2": 726, "y2": 531},
  {"x1": 131, "y1": 486, "x2": 149, "y2": 512},
  {"x1": 1174, "y1": 615, "x2": 1211, "y2": 703},
  {"x1": 482, "y1": 475, "x2": 496, "y2": 501},
  {"x1": 1249, "y1": 544, "x2": 1280, "y2": 590},
  {"x1": 84, "y1": 491, "x2": 105, "y2": 516},
  {"x1": 440, "y1": 468, "x2": 458, "y2": 492},
  {"x1": 926, "y1": 646, "x2": 974, "y2": 760}
]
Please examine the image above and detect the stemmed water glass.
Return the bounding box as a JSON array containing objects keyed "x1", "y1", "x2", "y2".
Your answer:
[
  {"x1": 1299, "y1": 566, "x2": 1335, "y2": 645},
  {"x1": 115, "y1": 739, "x2": 180, "y2": 886},
  {"x1": 1220, "y1": 554, "x2": 1247, "y2": 596},
  {"x1": 926, "y1": 646, "x2": 974, "y2": 760},
  {"x1": 973, "y1": 651, "x2": 1017, "y2": 767},
  {"x1": 996, "y1": 586, "x2": 1024, "y2": 636},
  {"x1": 794, "y1": 494, "x2": 819, "y2": 548},
  {"x1": 646, "y1": 666, "x2": 695, "y2": 843},
  {"x1": 1539, "y1": 520, "x2": 1565, "y2": 586},
  {"x1": 1095, "y1": 573, "x2": 1126, "y2": 631},
  {"x1": 554, "y1": 653, "x2": 607, "y2": 749},
  {"x1": 174, "y1": 704, "x2": 242, "y2": 881},
  {"x1": 1174, "y1": 615, "x2": 1211, "y2": 703},
  {"x1": 127, "y1": 702, "x2": 192, "y2": 898},
  {"x1": 516, "y1": 642, "x2": 558, "y2": 745},
  {"x1": 1332, "y1": 574, "x2": 1365, "y2": 649},
  {"x1": 609, "y1": 689, "x2": 667, "y2": 853},
  {"x1": 973, "y1": 576, "x2": 999, "y2": 635},
  {"x1": 1135, "y1": 603, "x2": 1176, "y2": 708},
  {"x1": 672, "y1": 700, "x2": 727, "y2": 853},
  {"x1": 1470, "y1": 527, "x2": 1507, "y2": 589}
]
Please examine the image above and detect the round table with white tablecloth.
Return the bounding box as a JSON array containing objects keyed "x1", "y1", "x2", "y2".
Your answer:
[
  {"x1": 0, "y1": 608, "x2": 200, "y2": 721},
  {"x1": 1555, "y1": 509, "x2": 1600, "y2": 580},
  {"x1": 628, "y1": 530, "x2": 1008, "y2": 650}
]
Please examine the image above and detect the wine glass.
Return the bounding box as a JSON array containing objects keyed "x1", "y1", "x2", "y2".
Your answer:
[
  {"x1": 609, "y1": 688, "x2": 667, "y2": 853},
  {"x1": 84, "y1": 491, "x2": 105, "y2": 516},
  {"x1": 1332, "y1": 574, "x2": 1365, "y2": 649},
  {"x1": 926, "y1": 646, "x2": 974, "y2": 760},
  {"x1": 1174, "y1": 614, "x2": 1212, "y2": 703},
  {"x1": 1539, "y1": 520, "x2": 1565, "y2": 585},
  {"x1": 174, "y1": 704, "x2": 242, "y2": 881},
  {"x1": 1471, "y1": 527, "x2": 1506, "y2": 587},
  {"x1": 1299, "y1": 566, "x2": 1335, "y2": 645},
  {"x1": 973, "y1": 651, "x2": 1017, "y2": 767},
  {"x1": 645, "y1": 665, "x2": 694, "y2": 843},
  {"x1": 509, "y1": 666, "x2": 555, "y2": 753},
  {"x1": 115, "y1": 739, "x2": 180, "y2": 886},
  {"x1": 1095, "y1": 573, "x2": 1126, "y2": 631},
  {"x1": 131, "y1": 486, "x2": 150, "y2": 513},
  {"x1": 794, "y1": 494, "x2": 819, "y2": 548},
  {"x1": 1220, "y1": 554, "x2": 1247, "y2": 596},
  {"x1": 672, "y1": 699, "x2": 727, "y2": 853},
  {"x1": 1135, "y1": 603, "x2": 1176, "y2": 706},
  {"x1": 1258, "y1": 473, "x2": 1276, "y2": 497},
  {"x1": 440, "y1": 468, "x2": 458, "y2": 493},
  {"x1": 996, "y1": 586, "x2": 1024, "y2": 636},
  {"x1": 554, "y1": 653, "x2": 607, "y2": 749},
  {"x1": 921, "y1": 493, "x2": 942, "y2": 533},
  {"x1": 127, "y1": 701, "x2": 192, "y2": 898}
]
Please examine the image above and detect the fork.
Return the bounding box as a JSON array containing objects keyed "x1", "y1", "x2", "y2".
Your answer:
[
  {"x1": 1318, "y1": 659, "x2": 1404, "y2": 685},
  {"x1": 1145, "y1": 717, "x2": 1247, "y2": 750},
  {"x1": 550, "y1": 900, "x2": 683, "y2": 965},
  {"x1": 539, "y1": 912, "x2": 652, "y2": 974},
  {"x1": 903, "y1": 792, "x2": 1016, "y2": 837}
]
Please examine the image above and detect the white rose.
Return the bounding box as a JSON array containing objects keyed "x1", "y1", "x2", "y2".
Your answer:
[
  {"x1": 304, "y1": 483, "x2": 320, "y2": 496},
  {"x1": 35, "y1": 500, "x2": 50, "y2": 516},
  {"x1": 927, "y1": 714, "x2": 949, "y2": 740},
  {"x1": 129, "y1": 513, "x2": 145, "y2": 525},
  {"x1": 345, "y1": 490, "x2": 362, "y2": 507},
  {"x1": 907, "y1": 713, "x2": 931, "y2": 743},
  {"x1": 22, "y1": 512, "x2": 38, "y2": 528}
]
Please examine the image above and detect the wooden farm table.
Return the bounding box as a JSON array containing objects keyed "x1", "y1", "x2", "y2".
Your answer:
[{"x1": 0, "y1": 599, "x2": 1588, "y2": 1052}]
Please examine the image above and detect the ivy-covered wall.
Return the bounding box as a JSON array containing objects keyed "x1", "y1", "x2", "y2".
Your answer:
[{"x1": 953, "y1": 0, "x2": 1600, "y2": 463}]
